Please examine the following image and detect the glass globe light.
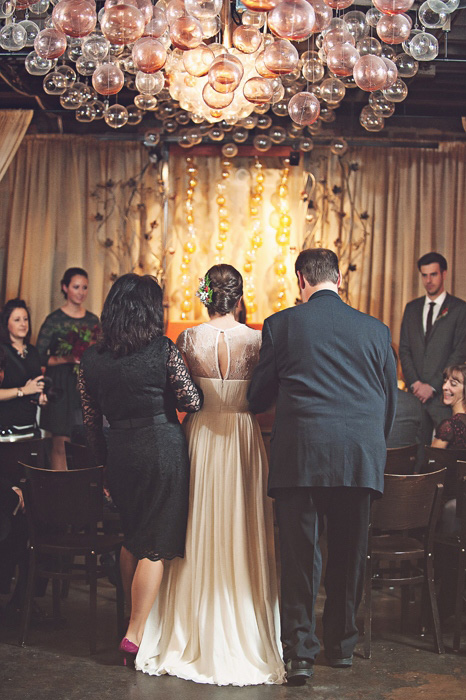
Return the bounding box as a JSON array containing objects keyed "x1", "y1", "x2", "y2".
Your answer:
[
  {"x1": 34, "y1": 28, "x2": 67, "y2": 59},
  {"x1": 326, "y1": 43, "x2": 360, "y2": 77},
  {"x1": 376, "y1": 14, "x2": 412, "y2": 45},
  {"x1": 356, "y1": 37, "x2": 382, "y2": 57},
  {"x1": 243, "y1": 77, "x2": 274, "y2": 104},
  {"x1": 232, "y1": 26, "x2": 262, "y2": 54},
  {"x1": 409, "y1": 31, "x2": 439, "y2": 60},
  {"x1": 343, "y1": 11, "x2": 369, "y2": 42},
  {"x1": 170, "y1": 16, "x2": 203, "y2": 50},
  {"x1": 253, "y1": 134, "x2": 272, "y2": 151},
  {"x1": 51, "y1": 0, "x2": 97, "y2": 39},
  {"x1": 369, "y1": 90, "x2": 396, "y2": 117},
  {"x1": 360, "y1": 105, "x2": 385, "y2": 131},
  {"x1": 104, "y1": 104, "x2": 129, "y2": 128},
  {"x1": 353, "y1": 55, "x2": 388, "y2": 92},
  {"x1": 372, "y1": 0, "x2": 414, "y2": 14},
  {"x1": 100, "y1": 5, "x2": 146, "y2": 45},
  {"x1": 132, "y1": 37, "x2": 167, "y2": 73},
  {"x1": 208, "y1": 53, "x2": 244, "y2": 93},
  {"x1": 427, "y1": 0, "x2": 459, "y2": 12},
  {"x1": 268, "y1": 0, "x2": 316, "y2": 41},
  {"x1": 320, "y1": 77, "x2": 346, "y2": 104},
  {"x1": 92, "y1": 62, "x2": 125, "y2": 96},
  {"x1": 288, "y1": 91, "x2": 320, "y2": 126},
  {"x1": 395, "y1": 52, "x2": 418, "y2": 77},
  {"x1": 184, "y1": 0, "x2": 222, "y2": 19},
  {"x1": 263, "y1": 39, "x2": 299, "y2": 75},
  {"x1": 383, "y1": 78, "x2": 408, "y2": 101}
]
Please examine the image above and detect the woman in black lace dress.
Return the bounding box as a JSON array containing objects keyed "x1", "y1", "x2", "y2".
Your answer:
[{"x1": 78, "y1": 274, "x2": 202, "y2": 661}]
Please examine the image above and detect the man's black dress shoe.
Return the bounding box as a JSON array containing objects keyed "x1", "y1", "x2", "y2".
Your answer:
[
  {"x1": 285, "y1": 660, "x2": 314, "y2": 686},
  {"x1": 326, "y1": 655, "x2": 353, "y2": 668}
]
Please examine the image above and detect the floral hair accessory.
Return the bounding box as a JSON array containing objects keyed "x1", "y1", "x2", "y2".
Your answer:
[{"x1": 196, "y1": 274, "x2": 213, "y2": 307}]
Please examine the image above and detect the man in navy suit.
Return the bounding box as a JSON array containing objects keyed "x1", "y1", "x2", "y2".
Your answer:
[
  {"x1": 248, "y1": 249, "x2": 397, "y2": 685},
  {"x1": 399, "y1": 252, "x2": 466, "y2": 448}
]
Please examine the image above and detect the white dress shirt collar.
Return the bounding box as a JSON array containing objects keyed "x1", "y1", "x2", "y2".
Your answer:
[{"x1": 423, "y1": 290, "x2": 447, "y2": 332}]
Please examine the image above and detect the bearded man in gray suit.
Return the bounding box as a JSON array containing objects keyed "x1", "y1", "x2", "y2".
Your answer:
[
  {"x1": 248, "y1": 249, "x2": 397, "y2": 685},
  {"x1": 399, "y1": 252, "x2": 466, "y2": 447}
]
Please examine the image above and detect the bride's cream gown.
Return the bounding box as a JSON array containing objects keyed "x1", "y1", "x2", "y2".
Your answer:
[{"x1": 136, "y1": 323, "x2": 284, "y2": 686}]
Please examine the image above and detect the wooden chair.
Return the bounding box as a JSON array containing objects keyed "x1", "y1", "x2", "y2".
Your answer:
[
  {"x1": 19, "y1": 464, "x2": 125, "y2": 654},
  {"x1": 423, "y1": 450, "x2": 466, "y2": 652},
  {"x1": 65, "y1": 441, "x2": 97, "y2": 470},
  {"x1": 385, "y1": 444, "x2": 418, "y2": 475},
  {"x1": 364, "y1": 469, "x2": 446, "y2": 659},
  {"x1": 0, "y1": 437, "x2": 51, "y2": 482}
]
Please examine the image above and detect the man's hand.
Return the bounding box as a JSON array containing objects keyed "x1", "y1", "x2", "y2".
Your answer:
[{"x1": 411, "y1": 381, "x2": 435, "y2": 404}]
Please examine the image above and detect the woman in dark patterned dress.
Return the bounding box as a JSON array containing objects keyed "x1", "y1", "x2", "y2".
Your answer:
[
  {"x1": 432, "y1": 364, "x2": 466, "y2": 539},
  {"x1": 78, "y1": 274, "x2": 202, "y2": 664},
  {"x1": 37, "y1": 268, "x2": 99, "y2": 469}
]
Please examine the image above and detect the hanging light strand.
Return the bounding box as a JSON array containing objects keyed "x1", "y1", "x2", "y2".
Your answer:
[{"x1": 179, "y1": 156, "x2": 198, "y2": 320}]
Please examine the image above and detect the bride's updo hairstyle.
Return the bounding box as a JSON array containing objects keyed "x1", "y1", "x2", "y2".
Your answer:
[{"x1": 206, "y1": 264, "x2": 243, "y2": 318}]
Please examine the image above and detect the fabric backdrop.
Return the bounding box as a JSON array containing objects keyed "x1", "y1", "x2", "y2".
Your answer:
[{"x1": 0, "y1": 134, "x2": 464, "y2": 348}]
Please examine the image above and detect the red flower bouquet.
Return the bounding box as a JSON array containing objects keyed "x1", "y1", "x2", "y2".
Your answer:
[{"x1": 57, "y1": 324, "x2": 99, "y2": 373}]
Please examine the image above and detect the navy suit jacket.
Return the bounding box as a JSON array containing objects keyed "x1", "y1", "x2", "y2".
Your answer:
[{"x1": 248, "y1": 290, "x2": 397, "y2": 496}]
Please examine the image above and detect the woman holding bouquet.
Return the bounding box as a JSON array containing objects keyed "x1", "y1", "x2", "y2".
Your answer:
[{"x1": 37, "y1": 267, "x2": 99, "y2": 470}]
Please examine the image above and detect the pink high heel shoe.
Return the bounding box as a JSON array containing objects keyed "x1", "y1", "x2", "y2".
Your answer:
[{"x1": 119, "y1": 637, "x2": 139, "y2": 667}]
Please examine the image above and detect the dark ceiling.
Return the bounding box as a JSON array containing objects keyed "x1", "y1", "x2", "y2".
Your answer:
[{"x1": 1, "y1": 2, "x2": 465, "y2": 145}]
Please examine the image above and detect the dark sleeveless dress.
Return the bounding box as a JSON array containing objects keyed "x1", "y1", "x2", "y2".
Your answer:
[{"x1": 78, "y1": 336, "x2": 202, "y2": 561}]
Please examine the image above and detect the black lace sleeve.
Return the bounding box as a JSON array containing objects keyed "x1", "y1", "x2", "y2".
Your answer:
[
  {"x1": 167, "y1": 340, "x2": 203, "y2": 413},
  {"x1": 77, "y1": 367, "x2": 107, "y2": 465}
]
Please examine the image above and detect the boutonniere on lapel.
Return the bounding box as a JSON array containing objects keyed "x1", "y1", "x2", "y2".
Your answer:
[{"x1": 437, "y1": 308, "x2": 449, "y2": 321}]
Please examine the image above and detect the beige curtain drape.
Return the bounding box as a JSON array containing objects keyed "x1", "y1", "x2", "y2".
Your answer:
[
  {"x1": 0, "y1": 135, "x2": 464, "y2": 347},
  {"x1": 0, "y1": 110, "x2": 33, "y2": 183},
  {"x1": 0, "y1": 135, "x2": 162, "y2": 341}
]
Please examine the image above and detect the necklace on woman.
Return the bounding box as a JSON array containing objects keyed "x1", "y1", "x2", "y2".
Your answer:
[{"x1": 12, "y1": 344, "x2": 28, "y2": 359}]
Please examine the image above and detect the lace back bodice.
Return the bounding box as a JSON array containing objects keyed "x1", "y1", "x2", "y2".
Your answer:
[{"x1": 177, "y1": 323, "x2": 262, "y2": 381}]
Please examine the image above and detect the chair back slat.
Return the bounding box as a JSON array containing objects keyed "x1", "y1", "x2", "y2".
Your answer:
[
  {"x1": 372, "y1": 469, "x2": 446, "y2": 531},
  {"x1": 385, "y1": 444, "x2": 418, "y2": 475},
  {"x1": 21, "y1": 463, "x2": 104, "y2": 530},
  {"x1": 423, "y1": 446, "x2": 466, "y2": 502}
]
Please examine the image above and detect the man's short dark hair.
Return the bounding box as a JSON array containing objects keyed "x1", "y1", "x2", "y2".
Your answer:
[
  {"x1": 295, "y1": 248, "x2": 339, "y2": 287},
  {"x1": 417, "y1": 252, "x2": 447, "y2": 272}
]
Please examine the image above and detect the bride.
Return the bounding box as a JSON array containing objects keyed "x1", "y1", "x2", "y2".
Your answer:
[{"x1": 136, "y1": 264, "x2": 284, "y2": 686}]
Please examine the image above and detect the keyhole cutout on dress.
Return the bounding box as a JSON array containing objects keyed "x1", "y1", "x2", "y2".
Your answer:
[{"x1": 216, "y1": 331, "x2": 230, "y2": 380}]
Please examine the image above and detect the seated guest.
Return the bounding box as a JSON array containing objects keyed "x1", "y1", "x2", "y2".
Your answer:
[
  {"x1": 387, "y1": 348, "x2": 423, "y2": 472},
  {"x1": 431, "y1": 364, "x2": 466, "y2": 535},
  {"x1": 0, "y1": 299, "x2": 47, "y2": 440},
  {"x1": 0, "y1": 346, "x2": 28, "y2": 614},
  {"x1": 387, "y1": 350, "x2": 423, "y2": 449},
  {"x1": 431, "y1": 364, "x2": 466, "y2": 619}
]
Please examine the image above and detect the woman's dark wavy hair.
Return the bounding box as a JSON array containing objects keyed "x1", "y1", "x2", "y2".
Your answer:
[
  {"x1": 206, "y1": 264, "x2": 243, "y2": 317},
  {"x1": 0, "y1": 299, "x2": 32, "y2": 345},
  {"x1": 61, "y1": 267, "x2": 88, "y2": 299},
  {"x1": 99, "y1": 274, "x2": 164, "y2": 357}
]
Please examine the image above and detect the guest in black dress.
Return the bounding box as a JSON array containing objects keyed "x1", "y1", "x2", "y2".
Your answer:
[
  {"x1": 78, "y1": 273, "x2": 202, "y2": 661},
  {"x1": 0, "y1": 299, "x2": 47, "y2": 440},
  {"x1": 37, "y1": 267, "x2": 100, "y2": 469}
]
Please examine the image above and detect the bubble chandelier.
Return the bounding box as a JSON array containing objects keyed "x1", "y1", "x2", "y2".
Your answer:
[{"x1": 0, "y1": 0, "x2": 459, "y2": 136}]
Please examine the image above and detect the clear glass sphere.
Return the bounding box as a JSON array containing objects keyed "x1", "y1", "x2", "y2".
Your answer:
[
  {"x1": 395, "y1": 52, "x2": 418, "y2": 77},
  {"x1": 383, "y1": 77, "x2": 408, "y2": 101},
  {"x1": 104, "y1": 104, "x2": 129, "y2": 128},
  {"x1": 288, "y1": 91, "x2": 320, "y2": 126},
  {"x1": 409, "y1": 31, "x2": 439, "y2": 61}
]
